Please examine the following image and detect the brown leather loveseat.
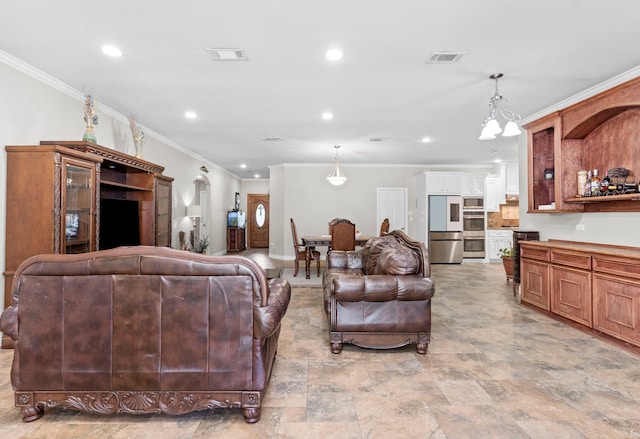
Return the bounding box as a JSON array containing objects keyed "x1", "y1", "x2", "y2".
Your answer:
[
  {"x1": 323, "y1": 230, "x2": 435, "y2": 354},
  {"x1": 0, "y1": 246, "x2": 290, "y2": 423}
]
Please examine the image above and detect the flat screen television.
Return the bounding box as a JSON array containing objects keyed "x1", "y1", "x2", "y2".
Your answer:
[
  {"x1": 99, "y1": 198, "x2": 141, "y2": 249},
  {"x1": 227, "y1": 210, "x2": 246, "y2": 228}
]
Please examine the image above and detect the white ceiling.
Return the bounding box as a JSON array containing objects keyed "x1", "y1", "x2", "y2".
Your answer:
[{"x1": 2, "y1": 1, "x2": 640, "y2": 179}]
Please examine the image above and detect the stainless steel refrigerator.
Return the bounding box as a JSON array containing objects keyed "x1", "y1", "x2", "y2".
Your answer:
[{"x1": 429, "y1": 195, "x2": 463, "y2": 263}]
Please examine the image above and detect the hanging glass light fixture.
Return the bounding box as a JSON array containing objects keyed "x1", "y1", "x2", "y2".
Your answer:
[
  {"x1": 479, "y1": 73, "x2": 522, "y2": 140},
  {"x1": 326, "y1": 145, "x2": 347, "y2": 186}
]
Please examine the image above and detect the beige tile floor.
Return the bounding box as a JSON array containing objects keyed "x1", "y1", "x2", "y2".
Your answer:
[{"x1": 1, "y1": 257, "x2": 640, "y2": 438}]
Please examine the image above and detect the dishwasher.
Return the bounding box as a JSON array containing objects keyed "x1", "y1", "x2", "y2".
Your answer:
[{"x1": 429, "y1": 231, "x2": 464, "y2": 264}]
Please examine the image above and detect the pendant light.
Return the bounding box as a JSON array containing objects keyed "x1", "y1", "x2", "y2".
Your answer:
[
  {"x1": 479, "y1": 73, "x2": 522, "y2": 140},
  {"x1": 326, "y1": 145, "x2": 347, "y2": 186}
]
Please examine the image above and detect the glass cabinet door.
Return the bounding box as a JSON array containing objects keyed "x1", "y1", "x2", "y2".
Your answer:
[
  {"x1": 62, "y1": 158, "x2": 96, "y2": 253},
  {"x1": 155, "y1": 178, "x2": 172, "y2": 247}
]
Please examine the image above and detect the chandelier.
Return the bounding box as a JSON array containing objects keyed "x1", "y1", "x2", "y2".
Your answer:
[
  {"x1": 479, "y1": 73, "x2": 522, "y2": 140},
  {"x1": 326, "y1": 145, "x2": 347, "y2": 186}
]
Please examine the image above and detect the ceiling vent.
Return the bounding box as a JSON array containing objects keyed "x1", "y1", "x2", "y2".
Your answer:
[
  {"x1": 206, "y1": 48, "x2": 248, "y2": 61},
  {"x1": 369, "y1": 137, "x2": 390, "y2": 142},
  {"x1": 262, "y1": 137, "x2": 283, "y2": 142},
  {"x1": 426, "y1": 51, "x2": 466, "y2": 64}
]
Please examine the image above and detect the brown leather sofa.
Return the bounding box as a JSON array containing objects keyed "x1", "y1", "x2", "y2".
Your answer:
[
  {"x1": 323, "y1": 230, "x2": 435, "y2": 354},
  {"x1": 0, "y1": 246, "x2": 290, "y2": 423}
]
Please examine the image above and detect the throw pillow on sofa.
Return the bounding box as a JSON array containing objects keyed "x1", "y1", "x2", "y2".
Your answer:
[{"x1": 375, "y1": 245, "x2": 420, "y2": 275}]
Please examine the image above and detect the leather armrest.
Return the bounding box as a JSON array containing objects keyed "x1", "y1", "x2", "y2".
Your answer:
[
  {"x1": 253, "y1": 278, "x2": 291, "y2": 339},
  {"x1": 0, "y1": 305, "x2": 18, "y2": 341}
]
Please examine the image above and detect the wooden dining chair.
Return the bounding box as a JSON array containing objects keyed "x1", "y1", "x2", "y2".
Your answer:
[
  {"x1": 379, "y1": 218, "x2": 390, "y2": 236},
  {"x1": 290, "y1": 218, "x2": 320, "y2": 277},
  {"x1": 330, "y1": 219, "x2": 356, "y2": 251}
]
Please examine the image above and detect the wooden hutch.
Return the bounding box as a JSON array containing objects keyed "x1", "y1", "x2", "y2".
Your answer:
[
  {"x1": 3, "y1": 141, "x2": 173, "y2": 348},
  {"x1": 521, "y1": 76, "x2": 640, "y2": 352}
]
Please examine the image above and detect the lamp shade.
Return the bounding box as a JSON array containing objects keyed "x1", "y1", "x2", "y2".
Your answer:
[
  {"x1": 485, "y1": 118, "x2": 502, "y2": 135},
  {"x1": 479, "y1": 124, "x2": 496, "y2": 140},
  {"x1": 502, "y1": 120, "x2": 522, "y2": 136},
  {"x1": 186, "y1": 205, "x2": 202, "y2": 218},
  {"x1": 327, "y1": 161, "x2": 347, "y2": 186}
]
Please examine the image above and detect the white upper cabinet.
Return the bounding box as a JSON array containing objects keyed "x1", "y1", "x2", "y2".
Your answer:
[
  {"x1": 486, "y1": 176, "x2": 504, "y2": 212},
  {"x1": 425, "y1": 172, "x2": 462, "y2": 194},
  {"x1": 461, "y1": 174, "x2": 485, "y2": 196},
  {"x1": 505, "y1": 163, "x2": 519, "y2": 194}
]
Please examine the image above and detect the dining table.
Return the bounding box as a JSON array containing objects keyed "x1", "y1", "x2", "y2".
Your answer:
[{"x1": 301, "y1": 234, "x2": 375, "y2": 279}]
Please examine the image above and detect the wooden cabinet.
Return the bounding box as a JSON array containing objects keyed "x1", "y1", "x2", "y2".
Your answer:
[
  {"x1": 525, "y1": 76, "x2": 640, "y2": 213},
  {"x1": 227, "y1": 227, "x2": 246, "y2": 253},
  {"x1": 3, "y1": 141, "x2": 173, "y2": 345},
  {"x1": 155, "y1": 176, "x2": 173, "y2": 247},
  {"x1": 550, "y1": 264, "x2": 592, "y2": 327},
  {"x1": 519, "y1": 240, "x2": 640, "y2": 350},
  {"x1": 520, "y1": 245, "x2": 550, "y2": 310}
]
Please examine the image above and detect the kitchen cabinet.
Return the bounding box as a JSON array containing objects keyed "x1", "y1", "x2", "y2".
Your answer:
[
  {"x1": 485, "y1": 176, "x2": 503, "y2": 212},
  {"x1": 520, "y1": 240, "x2": 640, "y2": 350},
  {"x1": 505, "y1": 164, "x2": 519, "y2": 194},
  {"x1": 524, "y1": 76, "x2": 640, "y2": 213},
  {"x1": 461, "y1": 174, "x2": 485, "y2": 196},
  {"x1": 425, "y1": 172, "x2": 461, "y2": 194},
  {"x1": 488, "y1": 230, "x2": 512, "y2": 261}
]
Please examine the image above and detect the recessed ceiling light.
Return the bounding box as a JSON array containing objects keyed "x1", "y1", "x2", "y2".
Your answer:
[
  {"x1": 421, "y1": 137, "x2": 432, "y2": 143},
  {"x1": 322, "y1": 112, "x2": 333, "y2": 120},
  {"x1": 101, "y1": 45, "x2": 122, "y2": 57},
  {"x1": 494, "y1": 159, "x2": 502, "y2": 163},
  {"x1": 325, "y1": 48, "x2": 343, "y2": 61},
  {"x1": 185, "y1": 111, "x2": 197, "y2": 119},
  {"x1": 254, "y1": 173, "x2": 260, "y2": 178},
  {"x1": 205, "y1": 48, "x2": 248, "y2": 61},
  {"x1": 240, "y1": 164, "x2": 247, "y2": 169}
]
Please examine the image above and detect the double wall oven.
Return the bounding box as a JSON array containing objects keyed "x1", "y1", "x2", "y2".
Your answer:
[{"x1": 462, "y1": 197, "x2": 486, "y2": 258}]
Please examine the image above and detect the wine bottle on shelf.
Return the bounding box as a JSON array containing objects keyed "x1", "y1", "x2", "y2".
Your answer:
[
  {"x1": 590, "y1": 168, "x2": 601, "y2": 196},
  {"x1": 584, "y1": 170, "x2": 592, "y2": 197},
  {"x1": 601, "y1": 170, "x2": 610, "y2": 195}
]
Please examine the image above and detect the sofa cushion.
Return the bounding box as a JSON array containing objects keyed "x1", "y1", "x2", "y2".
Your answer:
[{"x1": 376, "y1": 245, "x2": 420, "y2": 275}]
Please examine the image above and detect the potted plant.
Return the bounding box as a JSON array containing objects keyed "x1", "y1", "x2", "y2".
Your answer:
[
  {"x1": 194, "y1": 235, "x2": 210, "y2": 254},
  {"x1": 499, "y1": 245, "x2": 514, "y2": 280}
]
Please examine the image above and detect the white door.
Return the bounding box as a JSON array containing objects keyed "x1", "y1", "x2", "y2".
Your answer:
[{"x1": 377, "y1": 188, "x2": 407, "y2": 234}]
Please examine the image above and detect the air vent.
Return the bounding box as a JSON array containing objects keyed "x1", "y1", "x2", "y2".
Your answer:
[
  {"x1": 206, "y1": 48, "x2": 248, "y2": 61},
  {"x1": 369, "y1": 137, "x2": 390, "y2": 142},
  {"x1": 426, "y1": 51, "x2": 466, "y2": 64},
  {"x1": 262, "y1": 137, "x2": 283, "y2": 142}
]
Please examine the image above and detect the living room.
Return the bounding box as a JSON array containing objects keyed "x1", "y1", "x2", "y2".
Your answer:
[{"x1": 3, "y1": 2, "x2": 640, "y2": 437}]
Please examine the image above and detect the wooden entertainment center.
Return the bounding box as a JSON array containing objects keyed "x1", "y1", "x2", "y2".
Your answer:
[{"x1": 3, "y1": 141, "x2": 173, "y2": 347}]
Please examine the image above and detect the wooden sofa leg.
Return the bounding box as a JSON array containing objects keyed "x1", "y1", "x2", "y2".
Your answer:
[
  {"x1": 330, "y1": 332, "x2": 343, "y2": 354},
  {"x1": 22, "y1": 405, "x2": 44, "y2": 422},
  {"x1": 243, "y1": 407, "x2": 261, "y2": 423},
  {"x1": 416, "y1": 332, "x2": 430, "y2": 355}
]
